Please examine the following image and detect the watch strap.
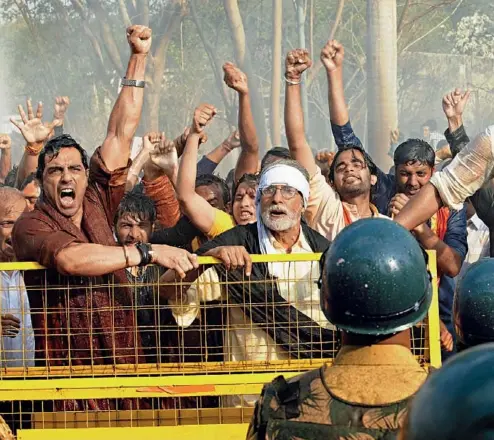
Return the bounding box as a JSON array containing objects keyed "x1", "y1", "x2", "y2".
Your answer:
[
  {"x1": 121, "y1": 78, "x2": 145, "y2": 88},
  {"x1": 135, "y1": 242, "x2": 152, "y2": 266}
]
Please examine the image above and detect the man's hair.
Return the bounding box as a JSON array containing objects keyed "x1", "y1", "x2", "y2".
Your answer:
[
  {"x1": 393, "y1": 139, "x2": 435, "y2": 168},
  {"x1": 263, "y1": 158, "x2": 310, "y2": 183},
  {"x1": 4, "y1": 165, "x2": 18, "y2": 188},
  {"x1": 233, "y1": 173, "x2": 259, "y2": 200},
  {"x1": 37, "y1": 134, "x2": 89, "y2": 181},
  {"x1": 114, "y1": 190, "x2": 156, "y2": 226},
  {"x1": 328, "y1": 145, "x2": 377, "y2": 183},
  {"x1": 260, "y1": 146, "x2": 291, "y2": 170},
  {"x1": 195, "y1": 174, "x2": 230, "y2": 206},
  {"x1": 0, "y1": 186, "x2": 26, "y2": 211},
  {"x1": 422, "y1": 119, "x2": 437, "y2": 131},
  {"x1": 20, "y1": 173, "x2": 39, "y2": 191}
]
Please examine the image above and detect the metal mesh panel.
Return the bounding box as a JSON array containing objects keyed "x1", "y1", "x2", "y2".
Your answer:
[{"x1": 0, "y1": 252, "x2": 440, "y2": 435}]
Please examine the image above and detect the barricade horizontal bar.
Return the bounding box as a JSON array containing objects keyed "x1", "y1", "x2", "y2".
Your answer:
[
  {"x1": 0, "y1": 373, "x2": 300, "y2": 400},
  {"x1": 0, "y1": 359, "x2": 329, "y2": 378},
  {"x1": 18, "y1": 425, "x2": 250, "y2": 440},
  {"x1": 0, "y1": 253, "x2": 323, "y2": 271}
]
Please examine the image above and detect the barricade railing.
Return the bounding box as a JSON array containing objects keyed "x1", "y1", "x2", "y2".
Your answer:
[{"x1": 0, "y1": 252, "x2": 440, "y2": 434}]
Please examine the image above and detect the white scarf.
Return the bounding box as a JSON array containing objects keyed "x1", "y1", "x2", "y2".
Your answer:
[{"x1": 255, "y1": 164, "x2": 310, "y2": 261}]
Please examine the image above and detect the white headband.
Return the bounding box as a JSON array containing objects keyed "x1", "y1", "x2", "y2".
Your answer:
[{"x1": 256, "y1": 163, "x2": 310, "y2": 207}]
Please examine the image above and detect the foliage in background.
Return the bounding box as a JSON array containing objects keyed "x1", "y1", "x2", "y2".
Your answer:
[{"x1": 0, "y1": 0, "x2": 492, "y2": 165}]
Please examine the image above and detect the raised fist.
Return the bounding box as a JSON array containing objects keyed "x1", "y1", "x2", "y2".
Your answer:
[
  {"x1": 10, "y1": 100, "x2": 61, "y2": 146},
  {"x1": 0, "y1": 134, "x2": 11, "y2": 150},
  {"x1": 320, "y1": 40, "x2": 344, "y2": 73},
  {"x1": 53, "y1": 96, "x2": 70, "y2": 123},
  {"x1": 315, "y1": 150, "x2": 336, "y2": 167},
  {"x1": 223, "y1": 62, "x2": 249, "y2": 95},
  {"x1": 223, "y1": 130, "x2": 241, "y2": 151},
  {"x1": 285, "y1": 49, "x2": 312, "y2": 82},
  {"x1": 442, "y1": 88, "x2": 471, "y2": 119},
  {"x1": 142, "y1": 131, "x2": 163, "y2": 152},
  {"x1": 127, "y1": 25, "x2": 152, "y2": 55},
  {"x1": 191, "y1": 104, "x2": 217, "y2": 135},
  {"x1": 149, "y1": 133, "x2": 179, "y2": 176}
]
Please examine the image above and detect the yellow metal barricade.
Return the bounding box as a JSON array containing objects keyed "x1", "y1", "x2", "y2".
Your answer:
[{"x1": 0, "y1": 252, "x2": 440, "y2": 437}]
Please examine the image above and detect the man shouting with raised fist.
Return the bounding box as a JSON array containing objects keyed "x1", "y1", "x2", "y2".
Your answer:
[{"x1": 12, "y1": 25, "x2": 198, "y2": 411}]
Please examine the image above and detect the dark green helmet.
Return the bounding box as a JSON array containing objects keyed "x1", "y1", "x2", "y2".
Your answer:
[
  {"x1": 454, "y1": 258, "x2": 494, "y2": 351},
  {"x1": 320, "y1": 218, "x2": 432, "y2": 335},
  {"x1": 403, "y1": 344, "x2": 494, "y2": 440}
]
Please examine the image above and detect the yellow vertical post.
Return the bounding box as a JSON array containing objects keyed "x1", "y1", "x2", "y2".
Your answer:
[{"x1": 426, "y1": 250, "x2": 442, "y2": 368}]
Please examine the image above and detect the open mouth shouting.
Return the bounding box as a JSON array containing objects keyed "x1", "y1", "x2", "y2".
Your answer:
[
  {"x1": 238, "y1": 209, "x2": 255, "y2": 222},
  {"x1": 59, "y1": 187, "x2": 76, "y2": 209},
  {"x1": 268, "y1": 206, "x2": 288, "y2": 219}
]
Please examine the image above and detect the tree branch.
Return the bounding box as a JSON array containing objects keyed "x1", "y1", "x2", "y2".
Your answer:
[
  {"x1": 189, "y1": 0, "x2": 234, "y2": 124},
  {"x1": 87, "y1": 0, "x2": 125, "y2": 72},
  {"x1": 397, "y1": 0, "x2": 411, "y2": 38},
  {"x1": 307, "y1": 0, "x2": 345, "y2": 86},
  {"x1": 118, "y1": 0, "x2": 132, "y2": 27},
  {"x1": 401, "y1": 0, "x2": 464, "y2": 53}
]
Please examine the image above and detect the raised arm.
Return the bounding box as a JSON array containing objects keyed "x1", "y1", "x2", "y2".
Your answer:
[
  {"x1": 200, "y1": 130, "x2": 241, "y2": 175},
  {"x1": 284, "y1": 49, "x2": 316, "y2": 176},
  {"x1": 10, "y1": 100, "x2": 60, "y2": 188},
  {"x1": 223, "y1": 62, "x2": 259, "y2": 181},
  {"x1": 395, "y1": 127, "x2": 494, "y2": 230},
  {"x1": 100, "y1": 25, "x2": 151, "y2": 171},
  {"x1": 442, "y1": 88, "x2": 471, "y2": 158},
  {"x1": 321, "y1": 40, "x2": 348, "y2": 126},
  {"x1": 125, "y1": 136, "x2": 151, "y2": 193},
  {"x1": 0, "y1": 135, "x2": 12, "y2": 185},
  {"x1": 143, "y1": 132, "x2": 180, "y2": 228},
  {"x1": 176, "y1": 104, "x2": 218, "y2": 234}
]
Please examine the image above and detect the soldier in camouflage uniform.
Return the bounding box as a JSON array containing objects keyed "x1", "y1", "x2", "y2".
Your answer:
[
  {"x1": 401, "y1": 343, "x2": 494, "y2": 439},
  {"x1": 453, "y1": 258, "x2": 494, "y2": 352},
  {"x1": 247, "y1": 218, "x2": 432, "y2": 440}
]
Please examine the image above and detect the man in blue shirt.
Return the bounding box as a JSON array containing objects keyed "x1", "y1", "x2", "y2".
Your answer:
[{"x1": 322, "y1": 39, "x2": 467, "y2": 358}]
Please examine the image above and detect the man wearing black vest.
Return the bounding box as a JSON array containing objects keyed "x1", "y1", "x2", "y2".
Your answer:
[{"x1": 160, "y1": 159, "x2": 333, "y2": 406}]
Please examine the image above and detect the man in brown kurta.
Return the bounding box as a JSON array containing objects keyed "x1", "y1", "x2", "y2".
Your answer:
[{"x1": 11, "y1": 26, "x2": 197, "y2": 411}]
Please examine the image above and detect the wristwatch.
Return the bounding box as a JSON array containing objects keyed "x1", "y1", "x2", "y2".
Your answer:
[
  {"x1": 121, "y1": 77, "x2": 146, "y2": 88},
  {"x1": 135, "y1": 242, "x2": 154, "y2": 266}
]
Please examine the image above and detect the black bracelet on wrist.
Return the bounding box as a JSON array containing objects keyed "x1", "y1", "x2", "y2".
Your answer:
[{"x1": 135, "y1": 242, "x2": 152, "y2": 267}]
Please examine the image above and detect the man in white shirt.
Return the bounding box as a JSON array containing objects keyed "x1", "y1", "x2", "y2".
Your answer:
[
  {"x1": 0, "y1": 187, "x2": 34, "y2": 368},
  {"x1": 160, "y1": 160, "x2": 332, "y2": 406}
]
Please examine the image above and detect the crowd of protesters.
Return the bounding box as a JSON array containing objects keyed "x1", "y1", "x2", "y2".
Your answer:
[{"x1": 0, "y1": 24, "x2": 493, "y2": 439}]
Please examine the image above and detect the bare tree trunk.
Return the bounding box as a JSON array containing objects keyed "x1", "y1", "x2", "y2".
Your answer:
[
  {"x1": 146, "y1": 8, "x2": 182, "y2": 131},
  {"x1": 270, "y1": 0, "x2": 282, "y2": 146},
  {"x1": 366, "y1": 0, "x2": 396, "y2": 169},
  {"x1": 224, "y1": 0, "x2": 270, "y2": 151},
  {"x1": 295, "y1": 0, "x2": 310, "y2": 137}
]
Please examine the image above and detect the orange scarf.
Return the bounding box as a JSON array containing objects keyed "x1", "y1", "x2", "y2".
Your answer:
[
  {"x1": 343, "y1": 203, "x2": 379, "y2": 226},
  {"x1": 430, "y1": 206, "x2": 450, "y2": 285}
]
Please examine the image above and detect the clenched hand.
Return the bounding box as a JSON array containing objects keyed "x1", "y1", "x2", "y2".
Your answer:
[
  {"x1": 223, "y1": 62, "x2": 249, "y2": 95},
  {"x1": 127, "y1": 25, "x2": 152, "y2": 55},
  {"x1": 285, "y1": 49, "x2": 312, "y2": 82},
  {"x1": 320, "y1": 40, "x2": 344, "y2": 73},
  {"x1": 191, "y1": 104, "x2": 217, "y2": 136}
]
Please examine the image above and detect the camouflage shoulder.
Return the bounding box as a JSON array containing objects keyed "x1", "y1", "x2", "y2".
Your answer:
[{"x1": 247, "y1": 368, "x2": 327, "y2": 439}]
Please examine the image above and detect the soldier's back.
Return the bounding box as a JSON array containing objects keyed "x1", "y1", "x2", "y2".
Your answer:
[{"x1": 247, "y1": 346, "x2": 429, "y2": 440}]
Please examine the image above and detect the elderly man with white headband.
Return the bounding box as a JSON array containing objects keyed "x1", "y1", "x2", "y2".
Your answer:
[{"x1": 160, "y1": 159, "x2": 333, "y2": 407}]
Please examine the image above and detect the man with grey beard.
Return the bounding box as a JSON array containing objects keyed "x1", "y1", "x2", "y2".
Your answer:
[{"x1": 160, "y1": 159, "x2": 332, "y2": 406}]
